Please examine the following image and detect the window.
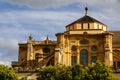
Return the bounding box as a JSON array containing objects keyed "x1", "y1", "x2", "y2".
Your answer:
[
  {"x1": 97, "y1": 25, "x2": 99, "y2": 29},
  {"x1": 80, "y1": 39, "x2": 89, "y2": 44},
  {"x1": 117, "y1": 62, "x2": 120, "y2": 68},
  {"x1": 81, "y1": 23, "x2": 83, "y2": 29},
  {"x1": 43, "y1": 48, "x2": 50, "y2": 53},
  {"x1": 91, "y1": 45, "x2": 97, "y2": 51},
  {"x1": 71, "y1": 56, "x2": 77, "y2": 65},
  {"x1": 88, "y1": 23, "x2": 90, "y2": 29},
  {"x1": 91, "y1": 56, "x2": 97, "y2": 63},
  {"x1": 80, "y1": 49, "x2": 88, "y2": 65},
  {"x1": 72, "y1": 26, "x2": 74, "y2": 30},
  {"x1": 71, "y1": 46, "x2": 77, "y2": 51}
]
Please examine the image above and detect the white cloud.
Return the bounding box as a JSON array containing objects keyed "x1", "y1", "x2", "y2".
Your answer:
[
  {"x1": 0, "y1": 61, "x2": 11, "y2": 66},
  {"x1": 0, "y1": 38, "x2": 18, "y2": 66},
  {"x1": 0, "y1": 37, "x2": 18, "y2": 54},
  {"x1": 0, "y1": 10, "x2": 81, "y2": 38},
  {"x1": 6, "y1": 0, "x2": 78, "y2": 9},
  {"x1": 1, "y1": 0, "x2": 119, "y2": 30},
  {"x1": 2, "y1": 0, "x2": 119, "y2": 11}
]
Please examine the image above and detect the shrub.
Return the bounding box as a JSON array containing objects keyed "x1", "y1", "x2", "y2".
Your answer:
[
  {"x1": 37, "y1": 62, "x2": 117, "y2": 80},
  {"x1": 85, "y1": 61, "x2": 116, "y2": 80},
  {"x1": 0, "y1": 64, "x2": 18, "y2": 80}
]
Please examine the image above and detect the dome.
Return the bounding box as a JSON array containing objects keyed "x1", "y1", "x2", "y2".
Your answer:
[{"x1": 66, "y1": 7, "x2": 107, "y2": 32}]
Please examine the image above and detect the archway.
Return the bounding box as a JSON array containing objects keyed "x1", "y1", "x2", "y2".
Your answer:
[{"x1": 80, "y1": 49, "x2": 88, "y2": 65}]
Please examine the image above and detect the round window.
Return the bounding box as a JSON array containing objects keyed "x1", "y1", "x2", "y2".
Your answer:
[
  {"x1": 91, "y1": 45, "x2": 97, "y2": 51},
  {"x1": 71, "y1": 46, "x2": 77, "y2": 51},
  {"x1": 43, "y1": 48, "x2": 50, "y2": 53}
]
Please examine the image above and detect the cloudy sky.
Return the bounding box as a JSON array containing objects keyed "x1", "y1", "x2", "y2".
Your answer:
[{"x1": 0, "y1": 0, "x2": 120, "y2": 66}]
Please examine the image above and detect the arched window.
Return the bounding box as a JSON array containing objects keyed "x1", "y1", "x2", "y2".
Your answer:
[
  {"x1": 80, "y1": 49, "x2": 88, "y2": 65},
  {"x1": 80, "y1": 39, "x2": 89, "y2": 44}
]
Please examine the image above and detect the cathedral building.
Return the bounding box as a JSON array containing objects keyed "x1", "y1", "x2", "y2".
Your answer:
[{"x1": 12, "y1": 7, "x2": 120, "y2": 71}]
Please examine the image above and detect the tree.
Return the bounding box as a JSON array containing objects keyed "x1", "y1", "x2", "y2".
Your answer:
[
  {"x1": 37, "y1": 62, "x2": 117, "y2": 80},
  {"x1": 72, "y1": 64, "x2": 86, "y2": 80},
  {"x1": 37, "y1": 65, "x2": 72, "y2": 80},
  {"x1": 56, "y1": 66, "x2": 72, "y2": 80},
  {"x1": 0, "y1": 64, "x2": 18, "y2": 80},
  {"x1": 85, "y1": 61, "x2": 117, "y2": 80},
  {"x1": 37, "y1": 65, "x2": 57, "y2": 80}
]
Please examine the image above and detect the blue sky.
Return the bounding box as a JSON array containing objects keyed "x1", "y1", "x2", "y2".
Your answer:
[{"x1": 0, "y1": 0, "x2": 120, "y2": 66}]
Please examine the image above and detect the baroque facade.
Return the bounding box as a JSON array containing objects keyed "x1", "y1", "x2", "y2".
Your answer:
[{"x1": 12, "y1": 7, "x2": 120, "y2": 71}]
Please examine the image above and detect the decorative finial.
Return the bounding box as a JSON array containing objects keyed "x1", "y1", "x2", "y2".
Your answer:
[
  {"x1": 29, "y1": 34, "x2": 32, "y2": 40},
  {"x1": 46, "y1": 35, "x2": 49, "y2": 40},
  {"x1": 28, "y1": 34, "x2": 33, "y2": 42},
  {"x1": 85, "y1": 4, "x2": 88, "y2": 16},
  {"x1": 45, "y1": 35, "x2": 49, "y2": 44}
]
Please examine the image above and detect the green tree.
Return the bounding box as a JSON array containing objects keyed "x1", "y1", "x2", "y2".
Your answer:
[
  {"x1": 37, "y1": 65, "x2": 57, "y2": 80},
  {"x1": 37, "y1": 65, "x2": 72, "y2": 80},
  {"x1": 37, "y1": 62, "x2": 117, "y2": 80},
  {"x1": 72, "y1": 64, "x2": 86, "y2": 80},
  {"x1": 56, "y1": 66, "x2": 72, "y2": 80},
  {"x1": 0, "y1": 64, "x2": 18, "y2": 80},
  {"x1": 19, "y1": 76, "x2": 27, "y2": 80},
  {"x1": 85, "y1": 61, "x2": 116, "y2": 80}
]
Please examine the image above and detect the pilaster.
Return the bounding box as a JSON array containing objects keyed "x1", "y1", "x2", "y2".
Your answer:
[{"x1": 104, "y1": 32, "x2": 113, "y2": 67}]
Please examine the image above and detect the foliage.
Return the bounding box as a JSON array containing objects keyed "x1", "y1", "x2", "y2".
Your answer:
[
  {"x1": 0, "y1": 64, "x2": 18, "y2": 80},
  {"x1": 19, "y1": 76, "x2": 27, "y2": 80},
  {"x1": 72, "y1": 64, "x2": 86, "y2": 80},
  {"x1": 19, "y1": 76, "x2": 35, "y2": 80},
  {"x1": 37, "y1": 65, "x2": 72, "y2": 80},
  {"x1": 37, "y1": 65, "x2": 57, "y2": 80},
  {"x1": 85, "y1": 61, "x2": 116, "y2": 80},
  {"x1": 55, "y1": 66, "x2": 72, "y2": 80},
  {"x1": 37, "y1": 62, "x2": 117, "y2": 80}
]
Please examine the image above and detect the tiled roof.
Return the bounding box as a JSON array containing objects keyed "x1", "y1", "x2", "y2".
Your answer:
[
  {"x1": 77, "y1": 15, "x2": 105, "y2": 24},
  {"x1": 66, "y1": 15, "x2": 106, "y2": 27}
]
